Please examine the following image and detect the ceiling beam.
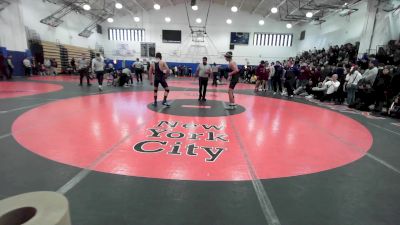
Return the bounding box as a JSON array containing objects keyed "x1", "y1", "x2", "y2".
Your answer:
[
  {"x1": 287, "y1": 0, "x2": 314, "y2": 16},
  {"x1": 252, "y1": 0, "x2": 265, "y2": 14},
  {"x1": 264, "y1": 0, "x2": 287, "y2": 17},
  {"x1": 119, "y1": 0, "x2": 139, "y2": 15},
  {"x1": 0, "y1": 0, "x2": 10, "y2": 11},
  {"x1": 131, "y1": 0, "x2": 146, "y2": 11}
]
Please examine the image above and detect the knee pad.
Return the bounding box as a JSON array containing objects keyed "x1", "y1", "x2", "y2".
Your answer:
[
  {"x1": 165, "y1": 89, "x2": 170, "y2": 93},
  {"x1": 154, "y1": 89, "x2": 158, "y2": 93}
]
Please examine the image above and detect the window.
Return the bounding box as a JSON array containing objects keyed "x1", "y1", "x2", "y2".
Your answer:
[
  {"x1": 253, "y1": 33, "x2": 293, "y2": 47},
  {"x1": 108, "y1": 28, "x2": 145, "y2": 42}
]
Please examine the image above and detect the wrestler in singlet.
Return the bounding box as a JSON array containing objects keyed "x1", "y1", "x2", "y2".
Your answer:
[{"x1": 150, "y1": 52, "x2": 170, "y2": 107}]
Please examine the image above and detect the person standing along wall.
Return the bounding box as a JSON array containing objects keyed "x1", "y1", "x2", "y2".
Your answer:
[
  {"x1": 78, "y1": 54, "x2": 91, "y2": 86},
  {"x1": 133, "y1": 58, "x2": 143, "y2": 84},
  {"x1": 71, "y1": 57, "x2": 76, "y2": 74},
  {"x1": 255, "y1": 61, "x2": 268, "y2": 92},
  {"x1": 272, "y1": 61, "x2": 283, "y2": 94},
  {"x1": 44, "y1": 58, "x2": 51, "y2": 76},
  {"x1": 268, "y1": 62, "x2": 275, "y2": 91},
  {"x1": 23, "y1": 57, "x2": 32, "y2": 76},
  {"x1": 0, "y1": 54, "x2": 6, "y2": 80},
  {"x1": 284, "y1": 64, "x2": 298, "y2": 98},
  {"x1": 7, "y1": 56, "x2": 14, "y2": 79},
  {"x1": 91, "y1": 53, "x2": 105, "y2": 91}
]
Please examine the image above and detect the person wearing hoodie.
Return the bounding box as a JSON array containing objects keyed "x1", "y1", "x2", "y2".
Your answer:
[
  {"x1": 297, "y1": 63, "x2": 311, "y2": 89},
  {"x1": 356, "y1": 60, "x2": 379, "y2": 110},
  {"x1": 284, "y1": 64, "x2": 299, "y2": 97},
  {"x1": 272, "y1": 61, "x2": 284, "y2": 94},
  {"x1": 373, "y1": 66, "x2": 392, "y2": 112},
  {"x1": 254, "y1": 60, "x2": 269, "y2": 92}
]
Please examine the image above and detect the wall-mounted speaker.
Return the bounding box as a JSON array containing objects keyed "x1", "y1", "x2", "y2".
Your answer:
[
  {"x1": 229, "y1": 44, "x2": 234, "y2": 50},
  {"x1": 300, "y1": 30, "x2": 306, "y2": 40},
  {"x1": 96, "y1": 24, "x2": 102, "y2": 34}
]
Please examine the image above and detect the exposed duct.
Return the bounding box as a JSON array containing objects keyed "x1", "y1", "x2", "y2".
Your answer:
[
  {"x1": 40, "y1": 1, "x2": 83, "y2": 27},
  {"x1": 0, "y1": 0, "x2": 10, "y2": 12}
]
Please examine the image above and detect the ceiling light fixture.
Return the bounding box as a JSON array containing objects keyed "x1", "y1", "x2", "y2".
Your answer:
[
  {"x1": 226, "y1": 19, "x2": 232, "y2": 24},
  {"x1": 134, "y1": 17, "x2": 140, "y2": 22},
  {"x1": 192, "y1": 5, "x2": 198, "y2": 10},
  {"x1": 286, "y1": 23, "x2": 292, "y2": 29},
  {"x1": 258, "y1": 19, "x2": 265, "y2": 25},
  {"x1": 115, "y1": 2, "x2": 123, "y2": 9},
  {"x1": 83, "y1": 4, "x2": 91, "y2": 11},
  {"x1": 271, "y1": 7, "x2": 278, "y2": 13},
  {"x1": 107, "y1": 17, "x2": 114, "y2": 23},
  {"x1": 196, "y1": 18, "x2": 202, "y2": 23},
  {"x1": 165, "y1": 17, "x2": 171, "y2": 23},
  {"x1": 154, "y1": 3, "x2": 161, "y2": 10},
  {"x1": 306, "y1": 12, "x2": 313, "y2": 18},
  {"x1": 231, "y1": 6, "x2": 238, "y2": 12}
]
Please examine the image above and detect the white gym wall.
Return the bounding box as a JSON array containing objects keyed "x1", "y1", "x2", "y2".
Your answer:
[
  {"x1": 2, "y1": 0, "x2": 399, "y2": 62},
  {"x1": 20, "y1": 0, "x2": 102, "y2": 49},
  {"x1": 0, "y1": 0, "x2": 28, "y2": 51},
  {"x1": 296, "y1": 0, "x2": 400, "y2": 55},
  {"x1": 101, "y1": 1, "x2": 300, "y2": 65},
  {"x1": 1, "y1": 0, "x2": 102, "y2": 51}
]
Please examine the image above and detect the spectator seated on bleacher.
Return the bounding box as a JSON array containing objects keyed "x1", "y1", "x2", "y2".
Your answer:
[
  {"x1": 373, "y1": 66, "x2": 392, "y2": 112},
  {"x1": 353, "y1": 61, "x2": 379, "y2": 110},
  {"x1": 294, "y1": 80, "x2": 314, "y2": 96}
]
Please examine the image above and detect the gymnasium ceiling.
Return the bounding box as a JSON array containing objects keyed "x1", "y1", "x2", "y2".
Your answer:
[{"x1": 46, "y1": 0, "x2": 365, "y2": 24}]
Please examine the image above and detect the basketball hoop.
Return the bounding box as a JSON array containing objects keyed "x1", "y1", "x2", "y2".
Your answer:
[{"x1": 192, "y1": 29, "x2": 205, "y2": 43}]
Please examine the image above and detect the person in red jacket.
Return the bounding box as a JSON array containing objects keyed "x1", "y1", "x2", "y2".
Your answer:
[
  {"x1": 297, "y1": 63, "x2": 311, "y2": 88},
  {"x1": 255, "y1": 60, "x2": 270, "y2": 92}
]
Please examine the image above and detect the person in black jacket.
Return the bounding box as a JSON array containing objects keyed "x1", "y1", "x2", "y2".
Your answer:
[
  {"x1": 284, "y1": 64, "x2": 299, "y2": 97},
  {"x1": 0, "y1": 54, "x2": 6, "y2": 80},
  {"x1": 373, "y1": 66, "x2": 392, "y2": 112},
  {"x1": 272, "y1": 61, "x2": 283, "y2": 94},
  {"x1": 70, "y1": 57, "x2": 76, "y2": 73}
]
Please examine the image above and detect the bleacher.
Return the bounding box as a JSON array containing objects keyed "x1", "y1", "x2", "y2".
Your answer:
[
  {"x1": 41, "y1": 41, "x2": 62, "y2": 74},
  {"x1": 63, "y1": 44, "x2": 91, "y2": 64},
  {"x1": 40, "y1": 41, "x2": 94, "y2": 74}
]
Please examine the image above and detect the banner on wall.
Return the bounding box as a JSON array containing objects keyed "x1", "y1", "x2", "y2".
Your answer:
[
  {"x1": 113, "y1": 44, "x2": 136, "y2": 57},
  {"x1": 141, "y1": 43, "x2": 156, "y2": 58}
]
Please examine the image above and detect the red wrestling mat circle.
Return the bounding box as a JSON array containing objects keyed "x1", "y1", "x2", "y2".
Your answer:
[
  {"x1": 0, "y1": 82, "x2": 63, "y2": 99},
  {"x1": 12, "y1": 91, "x2": 373, "y2": 181}
]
